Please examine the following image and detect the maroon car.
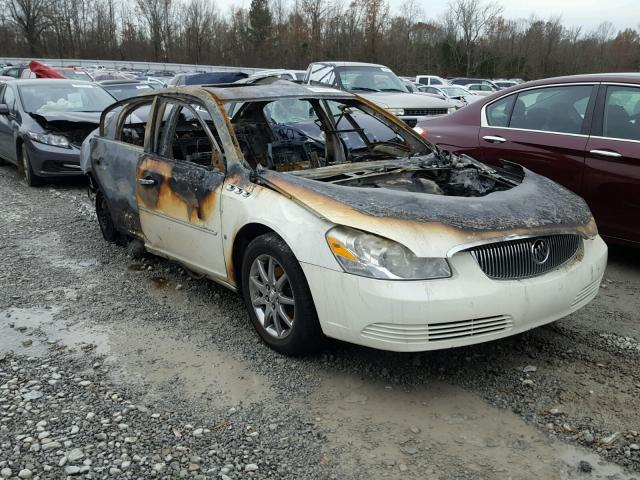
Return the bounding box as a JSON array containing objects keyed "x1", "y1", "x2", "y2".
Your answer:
[{"x1": 416, "y1": 73, "x2": 640, "y2": 246}]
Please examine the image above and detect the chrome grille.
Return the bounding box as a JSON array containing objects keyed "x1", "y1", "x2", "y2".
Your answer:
[
  {"x1": 468, "y1": 234, "x2": 581, "y2": 280},
  {"x1": 403, "y1": 108, "x2": 448, "y2": 116}
]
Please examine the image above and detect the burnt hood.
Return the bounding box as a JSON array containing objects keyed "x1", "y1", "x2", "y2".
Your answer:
[{"x1": 258, "y1": 164, "x2": 597, "y2": 257}]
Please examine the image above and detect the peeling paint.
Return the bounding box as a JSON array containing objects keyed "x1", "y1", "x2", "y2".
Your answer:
[{"x1": 136, "y1": 156, "x2": 223, "y2": 226}]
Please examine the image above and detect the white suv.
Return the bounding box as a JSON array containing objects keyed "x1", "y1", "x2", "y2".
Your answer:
[{"x1": 305, "y1": 62, "x2": 455, "y2": 127}]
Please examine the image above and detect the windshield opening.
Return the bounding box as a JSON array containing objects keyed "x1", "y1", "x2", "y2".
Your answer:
[
  {"x1": 229, "y1": 97, "x2": 432, "y2": 172},
  {"x1": 335, "y1": 66, "x2": 408, "y2": 93},
  {"x1": 19, "y1": 83, "x2": 115, "y2": 114}
]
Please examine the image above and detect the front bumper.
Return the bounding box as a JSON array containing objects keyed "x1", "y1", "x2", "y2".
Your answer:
[
  {"x1": 25, "y1": 140, "x2": 83, "y2": 177},
  {"x1": 301, "y1": 235, "x2": 607, "y2": 352}
]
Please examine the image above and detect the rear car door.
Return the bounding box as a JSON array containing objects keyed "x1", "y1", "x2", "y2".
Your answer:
[
  {"x1": 477, "y1": 84, "x2": 596, "y2": 193},
  {"x1": 91, "y1": 98, "x2": 154, "y2": 238},
  {"x1": 582, "y1": 84, "x2": 640, "y2": 244},
  {"x1": 136, "y1": 95, "x2": 227, "y2": 277}
]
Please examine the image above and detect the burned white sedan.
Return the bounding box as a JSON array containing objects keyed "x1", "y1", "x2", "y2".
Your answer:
[{"x1": 82, "y1": 82, "x2": 607, "y2": 355}]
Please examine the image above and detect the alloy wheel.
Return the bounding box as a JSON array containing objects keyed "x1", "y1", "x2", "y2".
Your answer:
[{"x1": 248, "y1": 254, "x2": 295, "y2": 339}]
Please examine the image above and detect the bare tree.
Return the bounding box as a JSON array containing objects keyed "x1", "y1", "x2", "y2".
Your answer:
[
  {"x1": 362, "y1": 0, "x2": 389, "y2": 60},
  {"x1": 136, "y1": 0, "x2": 171, "y2": 62},
  {"x1": 301, "y1": 0, "x2": 329, "y2": 60},
  {"x1": 184, "y1": 0, "x2": 216, "y2": 64},
  {"x1": 447, "y1": 0, "x2": 503, "y2": 76},
  {"x1": 6, "y1": 0, "x2": 51, "y2": 55},
  {"x1": 0, "y1": 0, "x2": 638, "y2": 80}
]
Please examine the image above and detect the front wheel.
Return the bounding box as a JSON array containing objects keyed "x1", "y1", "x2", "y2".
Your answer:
[
  {"x1": 18, "y1": 147, "x2": 42, "y2": 186},
  {"x1": 241, "y1": 233, "x2": 322, "y2": 355}
]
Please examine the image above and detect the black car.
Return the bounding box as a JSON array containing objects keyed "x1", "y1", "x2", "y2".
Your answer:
[
  {"x1": 0, "y1": 79, "x2": 115, "y2": 185},
  {"x1": 98, "y1": 80, "x2": 155, "y2": 100}
]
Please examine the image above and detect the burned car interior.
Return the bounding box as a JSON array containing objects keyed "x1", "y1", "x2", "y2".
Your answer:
[
  {"x1": 227, "y1": 96, "x2": 520, "y2": 197},
  {"x1": 153, "y1": 100, "x2": 221, "y2": 167},
  {"x1": 230, "y1": 98, "x2": 419, "y2": 171},
  {"x1": 115, "y1": 97, "x2": 223, "y2": 168}
]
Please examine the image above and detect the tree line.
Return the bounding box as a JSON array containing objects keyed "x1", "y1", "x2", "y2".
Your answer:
[{"x1": 1, "y1": 0, "x2": 639, "y2": 79}]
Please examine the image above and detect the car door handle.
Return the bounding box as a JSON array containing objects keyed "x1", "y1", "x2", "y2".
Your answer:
[
  {"x1": 482, "y1": 135, "x2": 507, "y2": 144},
  {"x1": 589, "y1": 149, "x2": 622, "y2": 158},
  {"x1": 137, "y1": 176, "x2": 157, "y2": 186}
]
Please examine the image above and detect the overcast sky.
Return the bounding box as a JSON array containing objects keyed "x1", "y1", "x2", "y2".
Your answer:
[{"x1": 218, "y1": 0, "x2": 639, "y2": 33}]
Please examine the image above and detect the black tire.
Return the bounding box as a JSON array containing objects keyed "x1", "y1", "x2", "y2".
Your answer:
[
  {"x1": 241, "y1": 233, "x2": 322, "y2": 355},
  {"x1": 18, "y1": 146, "x2": 42, "y2": 187},
  {"x1": 95, "y1": 190, "x2": 119, "y2": 242}
]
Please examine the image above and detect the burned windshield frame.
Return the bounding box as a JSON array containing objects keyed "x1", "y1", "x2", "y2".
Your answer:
[{"x1": 227, "y1": 96, "x2": 433, "y2": 172}]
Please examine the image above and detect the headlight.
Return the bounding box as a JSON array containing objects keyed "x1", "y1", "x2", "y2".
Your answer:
[
  {"x1": 28, "y1": 131, "x2": 70, "y2": 148},
  {"x1": 447, "y1": 107, "x2": 456, "y2": 114},
  {"x1": 385, "y1": 108, "x2": 405, "y2": 116},
  {"x1": 326, "y1": 226, "x2": 451, "y2": 280}
]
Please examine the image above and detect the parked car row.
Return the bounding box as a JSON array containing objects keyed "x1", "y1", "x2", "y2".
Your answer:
[{"x1": 1, "y1": 66, "x2": 628, "y2": 358}]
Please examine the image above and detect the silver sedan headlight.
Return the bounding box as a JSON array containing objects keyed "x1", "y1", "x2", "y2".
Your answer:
[
  {"x1": 28, "y1": 131, "x2": 71, "y2": 149},
  {"x1": 326, "y1": 226, "x2": 451, "y2": 280}
]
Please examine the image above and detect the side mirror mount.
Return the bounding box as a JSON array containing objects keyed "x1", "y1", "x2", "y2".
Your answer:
[{"x1": 0, "y1": 104, "x2": 9, "y2": 115}]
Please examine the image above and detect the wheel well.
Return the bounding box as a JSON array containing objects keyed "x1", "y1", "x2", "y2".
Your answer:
[{"x1": 231, "y1": 223, "x2": 277, "y2": 293}]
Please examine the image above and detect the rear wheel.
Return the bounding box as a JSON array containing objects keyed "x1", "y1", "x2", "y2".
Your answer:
[
  {"x1": 95, "y1": 190, "x2": 118, "y2": 242},
  {"x1": 241, "y1": 233, "x2": 322, "y2": 355},
  {"x1": 18, "y1": 146, "x2": 42, "y2": 186}
]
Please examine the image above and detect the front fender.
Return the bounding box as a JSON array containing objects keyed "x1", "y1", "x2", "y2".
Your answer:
[{"x1": 221, "y1": 181, "x2": 341, "y2": 286}]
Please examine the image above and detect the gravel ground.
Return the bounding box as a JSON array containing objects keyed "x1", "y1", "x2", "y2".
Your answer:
[{"x1": 1, "y1": 164, "x2": 639, "y2": 480}]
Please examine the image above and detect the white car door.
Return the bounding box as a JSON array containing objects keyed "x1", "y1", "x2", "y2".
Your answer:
[{"x1": 135, "y1": 95, "x2": 227, "y2": 279}]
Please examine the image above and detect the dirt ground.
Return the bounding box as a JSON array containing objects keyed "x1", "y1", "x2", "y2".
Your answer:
[{"x1": 1, "y1": 164, "x2": 639, "y2": 480}]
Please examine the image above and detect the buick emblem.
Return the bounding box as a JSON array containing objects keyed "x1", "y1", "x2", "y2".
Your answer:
[{"x1": 531, "y1": 239, "x2": 550, "y2": 265}]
